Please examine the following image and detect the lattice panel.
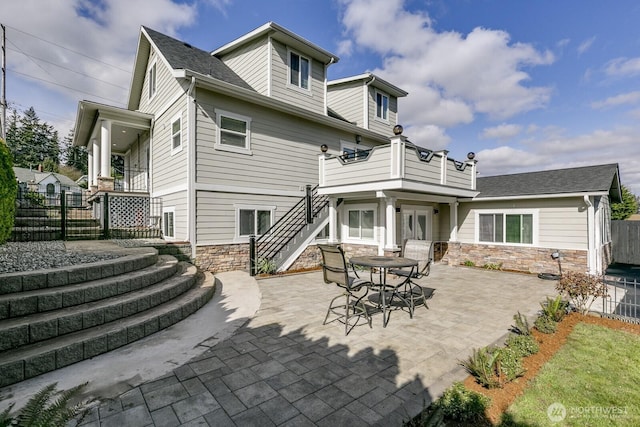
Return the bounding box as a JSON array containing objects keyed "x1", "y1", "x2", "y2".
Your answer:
[{"x1": 109, "y1": 196, "x2": 150, "y2": 227}]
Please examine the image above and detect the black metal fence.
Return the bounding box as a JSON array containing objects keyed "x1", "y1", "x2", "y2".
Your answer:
[
  {"x1": 602, "y1": 276, "x2": 640, "y2": 323},
  {"x1": 11, "y1": 190, "x2": 162, "y2": 242}
]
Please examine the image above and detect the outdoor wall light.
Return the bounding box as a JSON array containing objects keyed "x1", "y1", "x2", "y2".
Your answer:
[
  {"x1": 393, "y1": 124, "x2": 403, "y2": 135},
  {"x1": 320, "y1": 144, "x2": 328, "y2": 153},
  {"x1": 355, "y1": 135, "x2": 362, "y2": 144},
  {"x1": 467, "y1": 152, "x2": 475, "y2": 160},
  {"x1": 551, "y1": 251, "x2": 560, "y2": 260}
]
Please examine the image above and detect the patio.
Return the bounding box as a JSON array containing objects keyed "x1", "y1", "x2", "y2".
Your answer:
[{"x1": 86, "y1": 264, "x2": 554, "y2": 426}]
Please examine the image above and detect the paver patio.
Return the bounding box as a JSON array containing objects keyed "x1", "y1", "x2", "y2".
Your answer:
[{"x1": 78, "y1": 264, "x2": 555, "y2": 426}]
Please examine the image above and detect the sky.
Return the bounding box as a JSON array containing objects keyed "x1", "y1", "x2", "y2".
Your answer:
[{"x1": 1, "y1": 0, "x2": 640, "y2": 194}]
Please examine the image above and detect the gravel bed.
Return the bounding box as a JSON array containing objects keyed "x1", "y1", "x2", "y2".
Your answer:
[{"x1": 0, "y1": 241, "x2": 123, "y2": 274}]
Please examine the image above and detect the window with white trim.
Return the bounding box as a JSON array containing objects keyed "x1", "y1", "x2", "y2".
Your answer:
[
  {"x1": 170, "y1": 115, "x2": 182, "y2": 153},
  {"x1": 348, "y1": 208, "x2": 375, "y2": 240},
  {"x1": 375, "y1": 91, "x2": 389, "y2": 121},
  {"x1": 236, "y1": 206, "x2": 274, "y2": 238},
  {"x1": 215, "y1": 109, "x2": 251, "y2": 154},
  {"x1": 340, "y1": 141, "x2": 371, "y2": 161},
  {"x1": 148, "y1": 62, "x2": 157, "y2": 100},
  {"x1": 163, "y1": 208, "x2": 175, "y2": 239},
  {"x1": 478, "y1": 212, "x2": 534, "y2": 244},
  {"x1": 289, "y1": 51, "x2": 310, "y2": 90}
]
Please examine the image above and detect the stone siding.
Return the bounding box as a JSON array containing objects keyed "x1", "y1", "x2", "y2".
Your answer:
[
  {"x1": 442, "y1": 242, "x2": 588, "y2": 274},
  {"x1": 288, "y1": 245, "x2": 323, "y2": 271},
  {"x1": 195, "y1": 244, "x2": 249, "y2": 273}
]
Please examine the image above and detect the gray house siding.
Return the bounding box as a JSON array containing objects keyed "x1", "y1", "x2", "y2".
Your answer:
[
  {"x1": 327, "y1": 82, "x2": 363, "y2": 126},
  {"x1": 161, "y1": 191, "x2": 188, "y2": 241},
  {"x1": 218, "y1": 38, "x2": 269, "y2": 95},
  {"x1": 151, "y1": 98, "x2": 189, "y2": 193},
  {"x1": 367, "y1": 86, "x2": 398, "y2": 136},
  {"x1": 139, "y1": 48, "x2": 186, "y2": 114}
]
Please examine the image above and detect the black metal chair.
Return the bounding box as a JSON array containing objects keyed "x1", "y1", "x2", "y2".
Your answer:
[
  {"x1": 389, "y1": 239, "x2": 434, "y2": 311},
  {"x1": 318, "y1": 244, "x2": 372, "y2": 335}
]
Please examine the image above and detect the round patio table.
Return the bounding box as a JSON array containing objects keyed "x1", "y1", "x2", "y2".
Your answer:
[{"x1": 349, "y1": 256, "x2": 418, "y2": 327}]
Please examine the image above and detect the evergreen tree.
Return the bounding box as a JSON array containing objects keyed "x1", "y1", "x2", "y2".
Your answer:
[
  {"x1": 611, "y1": 185, "x2": 638, "y2": 220},
  {"x1": 61, "y1": 130, "x2": 88, "y2": 175},
  {"x1": 6, "y1": 107, "x2": 60, "y2": 169}
]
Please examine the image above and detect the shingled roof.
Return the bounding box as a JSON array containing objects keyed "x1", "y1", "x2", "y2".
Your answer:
[
  {"x1": 143, "y1": 27, "x2": 253, "y2": 90},
  {"x1": 475, "y1": 163, "x2": 621, "y2": 201}
]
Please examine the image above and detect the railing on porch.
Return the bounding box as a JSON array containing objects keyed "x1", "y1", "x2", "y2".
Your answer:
[
  {"x1": 249, "y1": 185, "x2": 328, "y2": 276},
  {"x1": 11, "y1": 190, "x2": 162, "y2": 241},
  {"x1": 112, "y1": 167, "x2": 149, "y2": 192}
]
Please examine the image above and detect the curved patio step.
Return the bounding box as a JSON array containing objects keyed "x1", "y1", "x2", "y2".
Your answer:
[
  {"x1": 0, "y1": 255, "x2": 178, "y2": 320},
  {"x1": 0, "y1": 247, "x2": 159, "y2": 295},
  {"x1": 0, "y1": 262, "x2": 196, "y2": 352},
  {"x1": 0, "y1": 269, "x2": 215, "y2": 388}
]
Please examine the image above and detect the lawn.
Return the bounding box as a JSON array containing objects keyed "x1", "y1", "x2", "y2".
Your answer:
[{"x1": 502, "y1": 322, "x2": 640, "y2": 426}]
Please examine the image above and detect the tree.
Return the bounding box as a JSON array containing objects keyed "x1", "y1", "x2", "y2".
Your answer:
[
  {"x1": 61, "y1": 129, "x2": 88, "y2": 175},
  {"x1": 611, "y1": 185, "x2": 638, "y2": 220},
  {"x1": 0, "y1": 138, "x2": 17, "y2": 244},
  {"x1": 5, "y1": 107, "x2": 60, "y2": 169}
]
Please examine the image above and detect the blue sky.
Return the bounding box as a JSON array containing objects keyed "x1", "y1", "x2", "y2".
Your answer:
[{"x1": 2, "y1": 0, "x2": 640, "y2": 193}]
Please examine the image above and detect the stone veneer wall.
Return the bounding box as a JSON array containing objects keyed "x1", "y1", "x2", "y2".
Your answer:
[
  {"x1": 195, "y1": 244, "x2": 249, "y2": 273},
  {"x1": 442, "y1": 242, "x2": 588, "y2": 274}
]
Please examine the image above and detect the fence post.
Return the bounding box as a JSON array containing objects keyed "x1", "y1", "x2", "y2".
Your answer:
[
  {"x1": 60, "y1": 190, "x2": 66, "y2": 240},
  {"x1": 103, "y1": 193, "x2": 110, "y2": 239},
  {"x1": 249, "y1": 234, "x2": 256, "y2": 276},
  {"x1": 305, "y1": 184, "x2": 312, "y2": 224}
]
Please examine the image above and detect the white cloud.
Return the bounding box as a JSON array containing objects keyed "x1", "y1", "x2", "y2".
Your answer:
[
  {"x1": 336, "y1": 39, "x2": 353, "y2": 57},
  {"x1": 480, "y1": 123, "x2": 522, "y2": 140},
  {"x1": 577, "y1": 36, "x2": 596, "y2": 55},
  {"x1": 405, "y1": 124, "x2": 451, "y2": 149},
  {"x1": 338, "y1": 0, "x2": 554, "y2": 127},
  {"x1": 591, "y1": 91, "x2": 640, "y2": 109},
  {"x1": 605, "y1": 57, "x2": 640, "y2": 77},
  {"x1": 556, "y1": 38, "x2": 570, "y2": 50}
]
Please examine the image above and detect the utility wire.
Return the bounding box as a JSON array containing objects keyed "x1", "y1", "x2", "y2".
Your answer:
[
  {"x1": 9, "y1": 101, "x2": 76, "y2": 124},
  {"x1": 5, "y1": 24, "x2": 131, "y2": 73}
]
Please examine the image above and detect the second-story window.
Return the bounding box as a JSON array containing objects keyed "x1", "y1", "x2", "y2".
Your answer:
[
  {"x1": 215, "y1": 109, "x2": 252, "y2": 154},
  {"x1": 148, "y1": 62, "x2": 157, "y2": 99},
  {"x1": 171, "y1": 115, "x2": 182, "y2": 154},
  {"x1": 289, "y1": 51, "x2": 310, "y2": 90},
  {"x1": 376, "y1": 91, "x2": 389, "y2": 121}
]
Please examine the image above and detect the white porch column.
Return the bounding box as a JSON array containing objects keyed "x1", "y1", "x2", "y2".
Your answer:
[
  {"x1": 91, "y1": 138, "x2": 100, "y2": 188},
  {"x1": 328, "y1": 197, "x2": 338, "y2": 243},
  {"x1": 385, "y1": 196, "x2": 398, "y2": 252},
  {"x1": 449, "y1": 201, "x2": 459, "y2": 242},
  {"x1": 87, "y1": 139, "x2": 94, "y2": 187},
  {"x1": 100, "y1": 119, "x2": 112, "y2": 178}
]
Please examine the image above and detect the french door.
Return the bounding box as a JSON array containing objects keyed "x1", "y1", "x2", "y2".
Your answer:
[{"x1": 401, "y1": 207, "x2": 433, "y2": 242}]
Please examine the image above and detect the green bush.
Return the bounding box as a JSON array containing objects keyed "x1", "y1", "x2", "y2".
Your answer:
[
  {"x1": 257, "y1": 257, "x2": 277, "y2": 274},
  {"x1": 540, "y1": 295, "x2": 568, "y2": 322},
  {"x1": 0, "y1": 138, "x2": 17, "y2": 244},
  {"x1": 505, "y1": 333, "x2": 539, "y2": 358},
  {"x1": 482, "y1": 262, "x2": 502, "y2": 270},
  {"x1": 511, "y1": 311, "x2": 532, "y2": 336},
  {"x1": 24, "y1": 191, "x2": 46, "y2": 207},
  {"x1": 556, "y1": 271, "x2": 608, "y2": 315},
  {"x1": 463, "y1": 260, "x2": 475, "y2": 267},
  {"x1": 436, "y1": 382, "x2": 490, "y2": 423},
  {"x1": 460, "y1": 346, "x2": 502, "y2": 388},
  {"x1": 499, "y1": 346, "x2": 525, "y2": 382},
  {"x1": 534, "y1": 314, "x2": 557, "y2": 334}
]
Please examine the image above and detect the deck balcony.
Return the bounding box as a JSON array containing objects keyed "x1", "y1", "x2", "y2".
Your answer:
[{"x1": 318, "y1": 135, "x2": 478, "y2": 198}]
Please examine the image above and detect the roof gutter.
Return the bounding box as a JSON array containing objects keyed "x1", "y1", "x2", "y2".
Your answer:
[{"x1": 461, "y1": 191, "x2": 610, "y2": 202}]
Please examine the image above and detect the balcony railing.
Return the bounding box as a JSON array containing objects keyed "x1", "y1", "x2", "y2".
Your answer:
[
  {"x1": 113, "y1": 168, "x2": 149, "y2": 193},
  {"x1": 319, "y1": 137, "x2": 477, "y2": 196}
]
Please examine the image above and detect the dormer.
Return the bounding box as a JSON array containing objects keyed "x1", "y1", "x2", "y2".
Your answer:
[
  {"x1": 212, "y1": 22, "x2": 339, "y2": 116},
  {"x1": 327, "y1": 73, "x2": 408, "y2": 136}
]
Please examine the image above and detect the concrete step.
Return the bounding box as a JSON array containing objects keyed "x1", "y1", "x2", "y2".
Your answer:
[
  {"x1": 0, "y1": 255, "x2": 178, "y2": 320},
  {"x1": 0, "y1": 248, "x2": 158, "y2": 295},
  {"x1": 0, "y1": 269, "x2": 215, "y2": 388}
]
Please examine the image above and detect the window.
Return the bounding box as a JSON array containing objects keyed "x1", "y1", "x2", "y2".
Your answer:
[
  {"x1": 478, "y1": 212, "x2": 534, "y2": 244},
  {"x1": 238, "y1": 208, "x2": 273, "y2": 237},
  {"x1": 163, "y1": 208, "x2": 175, "y2": 238},
  {"x1": 289, "y1": 51, "x2": 310, "y2": 90},
  {"x1": 340, "y1": 141, "x2": 371, "y2": 161},
  {"x1": 148, "y1": 62, "x2": 157, "y2": 99},
  {"x1": 348, "y1": 209, "x2": 375, "y2": 239},
  {"x1": 375, "y1": 91, "x2": 389, "y2": 121},
  {"x1": 46, "y1": 183, "x2": 55, "y2": 195},
  {"x1": 171, "y1": 115, "x2": 181, "y2": 153},
  {"x1": 215, "y1": 109, "x2": 251, "y2": 154}
]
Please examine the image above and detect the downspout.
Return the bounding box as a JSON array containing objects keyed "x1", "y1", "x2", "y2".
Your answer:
[
  {"x1": 364, "y1": 75, "x2": 376, "y2": 130},
  {"x1": 584, "y1": 195, "x2": 596, "y2": 274},
  {"x1": 187, "y1": 76, "x2": 197, "y2": 259}
]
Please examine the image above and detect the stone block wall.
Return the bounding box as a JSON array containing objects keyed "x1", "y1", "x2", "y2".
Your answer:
[
  {"x1": 287, "y1": 245, "x2": 323, "y2": 271},
  {"x1": 195, "y1": 244, "x2": 249, "y2": 273},
  {"x1": 442, "y1": 242, "x2": 588, "y2": 274}
]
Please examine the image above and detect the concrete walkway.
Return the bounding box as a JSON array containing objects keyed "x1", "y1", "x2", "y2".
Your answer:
[{"x1": 1, "y1": 264, "x2": 556, "y2": 426}]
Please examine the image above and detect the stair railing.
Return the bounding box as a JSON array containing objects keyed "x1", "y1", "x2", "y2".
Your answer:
[{"x1": 249, "y1": 185, "x2": 329, "y2": 275}]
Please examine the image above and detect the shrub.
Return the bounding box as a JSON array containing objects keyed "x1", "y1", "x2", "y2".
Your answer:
[
  {"x1": 460, "y1": 346, "x2": 502, "y2": 388},
  {"x1": 511, "y1": 312, "x2": 532, "y2": 336},
  {"x1": 534, "y1": 315, "x2": 557, "y2": 334},
  {"x1": 0, "y1": 382, "x2": 92, "y2": 427},
  {"x1": 499, "y1": 346, "x2": 525, "y2": 382},
  {"x1": 505, "y1": 333, "x2": 539, "y2": 358},
  {"x1": 482, "y1": 262, "x2": 502, "y2": 270},
  {"x1": 0, "y1": 138, "x2": 17, "y2": 244},
  {"x1": 540, "y1": 295, "x2": 569, "y2": 322},
  {"x1": 257, "y1": 257, "x2": 277, "y2": 274},
  {"x1": 436, "y1": 382, "x2": 490, "y2": 423},
  {"x1": 556, "y1": 271, "x2": 608, "y2": 315},
  {"x1": 24, "y1": 191, "x2": 46, "y2": 207},
  {"x1": 463, "y1": 260, "x2": 475, "y2": 267}
]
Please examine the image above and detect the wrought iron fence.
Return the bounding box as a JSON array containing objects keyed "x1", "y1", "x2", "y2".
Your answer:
[
  {"x1": 11, "y1": 190, "x2": 162, "y2": 242},
  {"x1": 601, "y1": 276, "x2": 640, "y2": 323}
]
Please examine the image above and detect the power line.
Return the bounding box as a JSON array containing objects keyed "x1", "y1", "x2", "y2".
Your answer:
[
  {"x1": 4, "y1": 24, "x2": 131, "y2": 73},
  {"x1": 6, "y1": 45, "x2": 128, "y2": 90},
  {"x1": 9, "y1": 101, "x2": 75, "y2": 124}
]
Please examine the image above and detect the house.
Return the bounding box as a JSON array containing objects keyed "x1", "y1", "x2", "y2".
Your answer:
[
  {"x1": 72, "y1": 22, "x2": 621, "y2": 276},
  {"x1": 13, "y1": 166, "x2": 83, "y2": 205}
]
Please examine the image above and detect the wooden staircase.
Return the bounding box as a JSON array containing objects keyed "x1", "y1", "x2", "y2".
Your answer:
[{"x1": 0, "y1": 247, "x2": 214, "y2": 387}]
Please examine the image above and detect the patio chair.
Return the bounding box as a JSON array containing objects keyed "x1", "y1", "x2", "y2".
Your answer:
[
  {"x1": 389, "y1": 239, "x2": 434, "y2": 310},
  {"x1": 318, "y1": 244, "x2": 372, "y2": 335}
]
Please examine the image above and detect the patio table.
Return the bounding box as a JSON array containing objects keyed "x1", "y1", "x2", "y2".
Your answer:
[{"x1": 349, "y1": 256, "x2": 418, "y2": 327}]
